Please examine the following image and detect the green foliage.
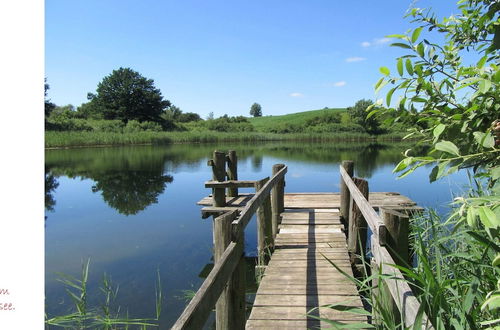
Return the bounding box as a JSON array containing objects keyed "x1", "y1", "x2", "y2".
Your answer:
[
  {"x1": 206, "y1": 115, "x2": 254, "y2": 132},
  {"x1": 84, "y1": 67, "x2": 171, "y2": 123},
  {"x1": 45, "y1": 78, "x2": 56, "y2": 117},
  {"x1": 348, "y1": 99, "x2": 382, "y2": 134},
  {"x1": 367, "y1": 0, "x2": 500, "y2": 327},
  {"x1": 250, "y1": 102, "x2": 262, "y2": 117}
]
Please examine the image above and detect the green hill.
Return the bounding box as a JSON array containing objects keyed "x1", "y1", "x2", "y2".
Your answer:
[{"x1": 248, "y1": 107, "x2": 348, "y2": 133}]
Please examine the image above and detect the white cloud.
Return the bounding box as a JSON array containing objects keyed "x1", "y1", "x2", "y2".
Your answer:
[
  {"x1": 345, "y1": 57, "x2": 366, "y2": 62},
  {"x1": 361, "y1": 38, "x2": 391, "y2": 48},
  {"x1": 333, "y1": 81, "x2": 346, "y2": 87},
  {"x1": 289, "y1": 92, "x2": 304, "y2": 97}
]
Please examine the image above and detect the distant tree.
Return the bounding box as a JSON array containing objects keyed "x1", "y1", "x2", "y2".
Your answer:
[
  {"x1": 348, "y1": 99, "x2": 380, "y2": 134},
  {"x1": 85, "y1": 67, "x2": 171, "y2": 123},
  {"x1": 250, "y1": 103, "x2": 262, "y2": 117},
  {"x1": 207, "y1": 111, "x2": 214, "y2": 120},
  {"x1": 44, "y1": 78, "x2": 56, "y2": 117}
]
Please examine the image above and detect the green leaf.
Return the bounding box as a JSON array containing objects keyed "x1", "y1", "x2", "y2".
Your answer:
[
  {"x1": 433, "y1": 124, "x2": 445, "y2": 140},
  {"x1": 397, "y1": 58, "x2": 403, "y2": 76},
  {"x1": 435, "y1": 140, "x2": 460, "y2": 156},
  {"x1": 491, "y1": 167, "x2": 500, "y2": 181},
  {"x1": 405, "y1": 59, "x2": 414, "y2": 75},
  {"x1": 467, "y1": 207, "x2": 477, "y2": 227},
  {"x1": 478, "y1": 79, "x2": 492, "y2": 93},
  {"x1": 322, "y1": 304, "x2": 372, "y2": 316},
  {"x1": 493, "y1": 254, "x2": 500, "y2": 267},
  {"x1": 391, "y1": 42, "x2": 412, "y2": 49},
  {"x1": 411, "y1": 27, "x2": 423, "y2": 43},
  {"x1": 386, "y1": 34, "x2": 407, "y2": 39},
  {"x1": 375, "y1": 78, "x2": 388, "y2": 94},
  {"x1": 481, "y1": 293, "x2": 500, "y2": 311},
  {"x1": 477, "y1": 55, "x2": 487, "y2": 69},
  {"x1": 416, "y1": 42, "x2": 425, "y2": 57},
  {"x1": 380, "y1": 66, "x2": 390, "y2": 76},
  {"x1": 386, "y1": 87, "x2": 396, "y2": 106},
  {"x1": 473, "y1": 131, "x2": 495, "y2": 148},
  {"x1": 478, "y1": 206, "x2": 499, "y2": 229}
]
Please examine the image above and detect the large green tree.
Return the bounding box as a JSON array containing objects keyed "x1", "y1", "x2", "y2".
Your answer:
[
  {"x1": 250, "y1": 102, "x2": 262, "y2": 117},
  {"x1": 348, "y1": 99, "x2": 380, "y2": 134},
  {"x1": 84, "y1": 67, "x2": 171, "y2": 123},
  {"x1": 44, "y1": 78, "x2": 56, "y2": 117}
]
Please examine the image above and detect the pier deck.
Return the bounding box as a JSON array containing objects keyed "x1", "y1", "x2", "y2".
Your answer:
[{"x1": 198, "y1": 192, "x2": 419, "y2": 329}]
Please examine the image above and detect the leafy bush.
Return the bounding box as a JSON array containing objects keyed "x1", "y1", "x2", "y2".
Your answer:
[
  {"x1": 89, "y1": 119, "x2": 125, "y2": 133},
  {"x1": 45, "y1": 117, "x2": 93, "y2": 131},
  {"x1": 206, "y1": 115, "x2": 254, "y2": 132}
]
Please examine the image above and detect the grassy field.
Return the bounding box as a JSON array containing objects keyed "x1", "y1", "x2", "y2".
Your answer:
[
  {"x1": 248, "y1": 107, "x2": 347, "y2": 132},
  {"x1": 45, "y1": 107, "x2": 411, "y2": 148}
]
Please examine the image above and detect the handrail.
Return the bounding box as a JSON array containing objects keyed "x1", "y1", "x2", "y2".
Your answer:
[
  {"x1": 231, "y1": 165, "x2": 287, "y2": 240},
  {"x1": 173, "y1": 163, "x2": 287, "y2": 330},
  {"x1": 340, "y1": 164, "x2": 433, "y2": 329},
  {"x1": 171, "y1": 241, "x2": 242, "y2": 329}
]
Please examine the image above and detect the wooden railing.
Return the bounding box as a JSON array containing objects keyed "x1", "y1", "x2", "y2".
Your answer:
[
  {"x1": 172, "y1": 150, "x2": 287, "y2": 330},
  {"x1": 339, "y1": 161, "x2": 433, "y2": 329}
]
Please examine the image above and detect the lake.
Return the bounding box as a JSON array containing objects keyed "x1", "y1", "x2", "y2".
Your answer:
[{"x1": 44, "y1": 141, "x2": 468, "y2": 327}]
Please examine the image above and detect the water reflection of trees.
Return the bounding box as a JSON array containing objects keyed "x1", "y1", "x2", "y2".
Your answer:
[
  {"x1": 91, "y1": 171, "x2": 173, "y2": 215},
  {"x1": 45, "y1": 146, "x2": 177, "y2": 215},
  {"x1": 44, "y1": 142, "x2": 414, "y2": 214},
  {"x1": 45, "y1": 169, "x2": 59, "y2": 212}
]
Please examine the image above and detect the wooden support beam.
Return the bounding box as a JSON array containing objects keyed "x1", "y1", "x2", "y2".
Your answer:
[
  {"x1": 205, "y1": 180, "x2": 258, "y2": 188},
  {"x1": 211, "y1": 151, "x2": 226, "y2": 207},
  {"x1": 213, "y1": 211, "x2": 238, "y2": 330},
  {"x1": 379, "y1": 208, "x2": 410, "y2": 266},
  {"x1": 227, "y1": 150, "x2": 238, "y2": 197},
  {"x1": 340, "y1": 160, "x2": 354, "y2": 224},
  {"x1": 271, "y1": 164, "x2": 286, "y2": 238},
  {"x1": 255, "y1": 178, "x2": 273, "y2": 266}
]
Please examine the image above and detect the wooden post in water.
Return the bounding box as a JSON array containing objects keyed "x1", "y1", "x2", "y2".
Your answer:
[
  {"x1": 347, "y1": 177, "x2": 368, "y2": 266},
  {"x1": 255, "y1": 177, "x2": 273, "y2": 273},
  {"x1": 271, "y1": 164, "x2": 285, "y2": 238},
  {"x1": 226, "y1": 150, "x2": 238, "y2": 198},
  {"x1": 210, "y1": 151, "x2": 226, "y2": 207},
  {"x1": 340, "y1": 161, "x2": 354, "y2": 225},
  {"x1": 231, "y1": 233, "x2": 246, "y2": 330},
  {"x1": 213, "y1": 211, "x2": 237, "y2": 330}
]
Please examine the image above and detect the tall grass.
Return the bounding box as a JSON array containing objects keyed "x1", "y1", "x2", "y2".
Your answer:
[
  {"x1": 310, "y1": 206, "x2": 500, "y2": 329},
  {"x1": 45, "y1": 259, "x2": 163, "y2": 329},
  {"x1": 45, "y1": 131, "x2": 408, "y2": 148}
]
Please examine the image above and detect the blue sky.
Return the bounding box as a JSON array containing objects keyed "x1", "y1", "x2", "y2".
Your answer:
[{"x1": 46, "y1": 0, "x2": 459, "y2": 118}]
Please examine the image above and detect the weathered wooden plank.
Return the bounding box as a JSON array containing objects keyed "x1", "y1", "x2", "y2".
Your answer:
[
  {"x1": 248, "y1": 306, "x2": 367, "y2": 321},
  {"x1": 340, "y1": 160, "x2": 354, "y2": 222},
  {"x1": 205, "y1": 180, "x2": 257, "y2": 188},
  {"x1": 226, "y1": 150, "x2": 238, "y2": 197},
  {"x1": 246, "y1": 319, "x2": 364, "y2": 329},
  {"x1": 253, "y1": 294, "x2": 363, "y2": 307},
  {"x1": 274, "y1": 242, "x2": 347, "y2": 248}
]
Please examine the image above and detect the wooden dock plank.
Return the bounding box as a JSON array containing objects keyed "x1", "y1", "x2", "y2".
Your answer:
[{"x1": 247, "y1": 200, "x2": 367, "y2": 329}]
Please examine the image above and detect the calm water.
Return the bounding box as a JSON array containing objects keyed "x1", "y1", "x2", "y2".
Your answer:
[{"x1": 45, "y1": 142, "x2": 468, "y2": 327}]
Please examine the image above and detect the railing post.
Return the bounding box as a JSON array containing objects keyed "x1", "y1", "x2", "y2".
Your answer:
[
  {"x1": 379, "y1": 208, "x2": 410, "y2": 267},
  {"x1": 347, "y1": 177, "x2": 368, "y2": 266},
  {"x1": 226, "y1": 150, "x2": 238, "y2": 198},
  {"x1": 378, "y1": 208, "x2": 410, "y2": 326},
  {"x1": 340, "y1": 161, "x2": 354, "y2": 224},
  {"x1": 210, "y1": 151, "x2": 226, "y2": 207},
  {"x1": 231, "y1": 232, "x2": 246, "y2": 330},
  {"x1": 213, "y1": 211, "x2": 237, "y2": 330},
  {"x1": 271, "y1": 164, "x2": 285, "y2": 238},
  {"x1": 255, "y1": 178, "x2": 273, "y2": 275}
]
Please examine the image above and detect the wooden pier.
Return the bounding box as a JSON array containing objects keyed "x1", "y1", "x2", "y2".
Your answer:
[{"x1": 172, "y1": 151, "x2": 432, "y2": 330}]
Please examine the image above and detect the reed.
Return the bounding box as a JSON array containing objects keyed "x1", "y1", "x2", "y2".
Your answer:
[{"x1": 45, "y1": 259, "x2": 163, "y2": 329}]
